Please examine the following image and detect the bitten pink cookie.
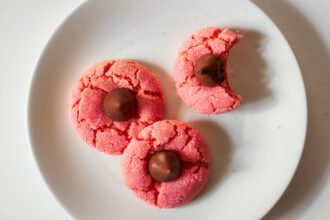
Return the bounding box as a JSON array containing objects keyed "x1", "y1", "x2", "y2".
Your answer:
[
  {"x1": 174, "y1": 27, "x2": 242, "y2": 114},
  {"x1": 122, "y1": 120, "x2": 210, "y2": 208},
  {"x1": 71, "y1": 60, "x2": 164, "y2": 155}
]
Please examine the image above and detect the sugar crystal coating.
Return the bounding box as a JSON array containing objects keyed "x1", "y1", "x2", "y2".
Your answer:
[
  {"x1": 71, "y1": 60, "x2": 164, "y2": 154},
  {"x1": 122, "y1": 120, "x2": 210, "y2": 208},
  {"x1": 174, "y1": 27, "x2": 242, "y2": 114}
]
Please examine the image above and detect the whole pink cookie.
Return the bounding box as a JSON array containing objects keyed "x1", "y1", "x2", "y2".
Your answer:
[
  {"x1": 174, "y1": 27, "x2": 242, "y2": 114},
  {"x1": 122, "y1": 120, "x2": 210, "y2": 208},
  {"x1": 71, "y1": 60, "x2": 164, "y2": 154}
]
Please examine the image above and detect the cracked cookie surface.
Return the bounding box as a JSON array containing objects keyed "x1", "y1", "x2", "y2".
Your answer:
[
  {"x1": 71, "y1": 60, "x2": 164, "y2": 154},
  {"x1": 174, "y1": 27, "x2": 242, "y2": 114},
  {"x1": 122, "y1": 120, "x2": 209, "y2": 208}
]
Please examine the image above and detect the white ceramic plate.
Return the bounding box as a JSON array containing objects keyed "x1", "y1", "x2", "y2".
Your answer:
[{"x1": 28, "y1": 0, "x2": 307, "y2": 219}]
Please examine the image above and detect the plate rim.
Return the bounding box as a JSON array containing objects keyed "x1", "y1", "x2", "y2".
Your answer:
[
  {"x1": 26, "y1": 0, "x2": 308, "y2": 219},
  {"x1": 249, "y1": 2, "x2": 308, "y2": 219}
]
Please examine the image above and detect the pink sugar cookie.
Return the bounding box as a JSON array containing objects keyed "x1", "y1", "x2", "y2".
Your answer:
[
  {"x1": 122, "y1": 120, "x2": 210, "y2": 208},
  {"x1": 174, "y1": 27, "x2": 242, "y2": 114},
  {"x1": 71, "y1": 60, "x2": 164, "y2": 154}
]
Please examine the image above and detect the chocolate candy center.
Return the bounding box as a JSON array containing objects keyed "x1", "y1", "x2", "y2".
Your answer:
[
  {"x1": 103, "y1": 88, "x2": 138, "y2": 122},
  {"x1": 194, "y1": 54, "x2": 225, "y2": 86},
  {"x1": 148, "y1": 151, "x2": 181, "y2": 182}
]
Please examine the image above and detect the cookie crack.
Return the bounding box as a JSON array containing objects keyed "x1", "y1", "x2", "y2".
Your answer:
[
  {"x1": 165, "y1": 124, "x2": 179, "y2": 146},
  {"x1": 194, "y1": 146, "x2": 208, "y2": 164},
  {"x1": 71, "y1": 98, "x2": 81, "y2": 110},
  {"x1": 179, "y1": 29, "x2": 240, "y2": 76},
  {"x1": 126, "y1": 155, "x2": 161, "y2": 206},
  {"x1": 79, "y1": 78, "x2": 108, "y2": 93},
  {"x1": 187, "y1": 28, "x2": 220, "y2": 49},
  {"x1": 182, "y1": 126, "x2": 193, "y2": 148},
  {"x1": 136, "y1": 134, "x2": 158, "y2": 148},
  {"x1": 88, "y1": 122, "x2": 130, "y2": 153},
  {"x1": 177, "y1": 74, "x2": 197, "y2": 88},
  {"x1": 154, "y1": 181, "x2": 161, "y2": 206},
  {"x1": 181, "y1": 125, "x2": 209, "y2": 167},
  {"x1": 208, "y1": 95, "x2": 217, "y2": 113},
  {"x1": 130, "y1": 180, "x2": 161, "y2": 206},
  {"x1": 103, "y1": 62, "x2": 112, "y2": 75},
  {"x1": 180, "y1": 29, "x2": 222, "y2": 57},
  {"x1": 142, "y1": 90, "x2": 162, "y2": 98},
  {"x1": 71, "y1": 85, "x2": 86, "y2": 124},
  {"x1": 212, "y1": 28, "x2": 222, "y2": 38},
  {"x1": 98, "y1": 124, "x2": 129, "y2": 141},
  {"x1": 138, "y1": 120, "x2": 151, "y2": 127},
  {"x1": 136, "y1": 123, "x2": 178, "y2": 149},
  {"x1": 218, "y1": 30, "x2": 241, "y2": 45},
  {"x1": 112, "y1": 68, "x2": 142, "y2": 92},
  {"x1": 176, "y1": 57, "x2": 196, "y2": 87},
  {"x1": 92, "y1": 129, "x2": 96, "y2": 147},
  {"x1": 126, "y1": 121, "x2": 135, "y2": 139},
  {"x1": 203, "y1": 41, "x2": 215, "y2": 54}
]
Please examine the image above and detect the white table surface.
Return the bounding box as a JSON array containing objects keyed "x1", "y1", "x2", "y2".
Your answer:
[{"x1": 0, "y1": 0, "x2": 329, "y2": 219}]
